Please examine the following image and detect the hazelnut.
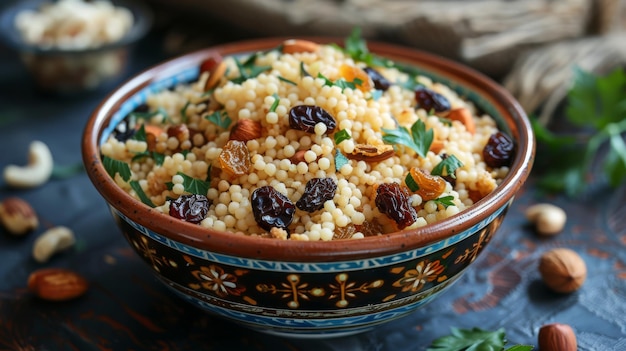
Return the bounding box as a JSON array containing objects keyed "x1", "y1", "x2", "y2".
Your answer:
[
  {"x1": 0, "y1": 197, "x2": 39, "y2": 236},
  {"x1": 538, "y1": 323, "x2": 577, "y2": 351},
  {"x1": 28, "y1": 268, "x2": 89, "y2": 301},
  {"x1": 526, "y1": 203, "x2": 566, "y2": 236},
  {"x1": 230, "y1": 119, "x2": 262, "y2": 142},
  {"x1": 539, "y1": 248, "x2": 586, "y2": 293}
]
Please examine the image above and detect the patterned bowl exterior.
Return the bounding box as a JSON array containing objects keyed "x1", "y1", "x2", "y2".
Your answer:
[
  {"x1": 111, "y1": 202, "x2": 509, "y2": 337},
  {"x1": 84, "y1": 37, "x2": 534, "y2": 338}
]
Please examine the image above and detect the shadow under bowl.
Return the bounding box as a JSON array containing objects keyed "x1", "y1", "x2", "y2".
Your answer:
[{"x1": 82, "y1": 37, "x2": 535, "y2": 338}]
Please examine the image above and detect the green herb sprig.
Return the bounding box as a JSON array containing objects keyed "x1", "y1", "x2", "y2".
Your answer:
[
  {"x1": 427, "y1": 327, "x2": 533, "y2": 351},
  {"x1": 432, "y1": 154, "x2": 463, "y2": 178},
  {"x1": 382, "y1": 119, "x2": 433, "y2": 158},
  {"x1": 532, "y1": 67, "x2": 626, "y2": 196},
  {"x1": 206, "y1": 110, "x2": 232, "y2": 129}
]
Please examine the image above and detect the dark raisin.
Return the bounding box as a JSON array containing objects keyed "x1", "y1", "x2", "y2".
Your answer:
[
  {"x1": 363, "y1": 67, "x2": 391, "y2": 91},
  {"x1": 483, "y1": 131, "x2": 515, "y2": 168},
  {"x1": 296, "y1": 178, "x2": 337, "y2": 212},
  {"x1": 415, "y1": 88, "x2": 451, "y2": 114},
  {"x1": 375, "y1": 183, "x2": 417, "y2": 230},
  {"x1": 169, "y1": 194, "x2": 210, "y2": 224},
  {"x1": 288, "y1": 105, "x2": 336, "y2": 134},
  {"x1": 251, "y1": 186, "x2": 295, "y2": 231}
]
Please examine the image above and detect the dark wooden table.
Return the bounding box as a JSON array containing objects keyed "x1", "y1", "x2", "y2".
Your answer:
[{"x1": 1, "y1": 27, "x2": 625, "y2": 351}]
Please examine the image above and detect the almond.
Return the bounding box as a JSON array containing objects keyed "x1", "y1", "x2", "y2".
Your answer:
[
  {"x1": 201, "y1": 55, "x2": 227, "y2": 91},
  {"x1": 28, "y1": 268, "x2": 88, "y2": 301},
  {"x1": 229, "y1": 119, "x2": 262, "y2": 142},
  {"x1": 282, "y1": 39, "x2": 320, "y2": 54},
  {"x1": 448, "y1": 107, "x2": 476, "y2": 134},
  {"x1": 0, "y1": 197, "x2": 39, "y2": 236},
  {"x1": 538, "y1": 323, "x2": 577, "y2": 351},
  {"x1": 290, "y1": 150, "x2": 308, "y2": 164},
  {"x1": 347, "y1": 144, "x2": 394, "y2": 162},
  {"x1": 539, "y1": 248, "x2": 586, "y2": 293}
]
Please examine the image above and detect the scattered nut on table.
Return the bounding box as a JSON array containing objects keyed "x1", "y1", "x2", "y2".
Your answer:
[
  {"x1": 32, "y1": 226, "x2": 76, "y2": 263},
  {"x1": 0, "y1": 197, "x2": 39, "y2": 235},
  {"x1": 538, "y1": 323, "x2": 577, "y2": 351},
  {"x1": 539, "y1": 248, "x2": 586, "y2": 293},
  {"x1": 525, "y1": 203, "x2": 566, "y2": 236},
  {"x1": 27, "y1": 268, "x2": 88, "y2": 301},
  {"x1": 3, "y1": 140, "x2": 54, "y2": 188}
]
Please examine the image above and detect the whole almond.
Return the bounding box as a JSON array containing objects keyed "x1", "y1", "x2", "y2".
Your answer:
[
  {"x1": 0, "y1": 197, "x2": 39, "y2": 236},
  {"x1": 538, "y1": 323, "x2": 577, "y2": 351},
  {"x1": 230, "y1": 119, "x2": 262, "y2": 142},
  {"x1": 200, "y1": 55, "x2": 227, "y2": 91},
  {"x1": 539, "y1": 248, "x2": 586, "y2": 293},
  {"x1": 28, "y1": 268, "x2": 88, "y2": 301},
  {"x1": 282, "y1": 39, "x2": 320, "y2": 54}
]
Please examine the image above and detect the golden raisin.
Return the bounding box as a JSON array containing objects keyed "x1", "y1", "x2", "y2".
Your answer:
[
  {"x1": 218, "y1": 140, "x2": 250, "y2": 177},
  {"x1": 409, "y1": 168, "x2": 446, "y2": 201},
  {"x1": 339, "y1": 64, "x2": 373, "y2": 92}
]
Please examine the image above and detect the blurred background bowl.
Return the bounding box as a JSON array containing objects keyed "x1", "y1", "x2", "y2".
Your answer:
[
  {"x1": 0, "y1": 0, "x2": 152, "y2": 95},
  {"x1": 82, "y1": 38, "x2": 534, "y2": 338}
]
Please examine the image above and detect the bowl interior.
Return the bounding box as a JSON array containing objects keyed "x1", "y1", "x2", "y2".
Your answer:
[{"x1": 83, "y1": 38, "x2": 535, "y2": 262}]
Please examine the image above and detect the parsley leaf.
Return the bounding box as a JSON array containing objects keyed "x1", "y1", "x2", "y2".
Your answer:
[
  {"x1": 175, "y1": 172, "x2": 210, "y2": 195},
  {"x1": 433, "y1": 195, "x2": 455, "y2": 209},
  {"x1": 278, "y1": 76, "x2": 297, "y2": 86},
  {"x1": 334, "y1": 129, "x2": 352, "y2": 145},
  {"x1": 130, "y1": 180, "x2": 155, "y2": 207},
  {"x1": 432, "y1": 154, "x2": 463, "y2": 178},
  {"x1": 317, "y1": 72, "x2": 359, "y2": 91},
  {"x1": 343, "y1": 27, "x2": 389, "y2": 67},
  {"x1": 231, "y1": 56, "x2": 271, "y2": 84},
  {"x1": 206, "y1": 110, "x2": 232, "y2": 129},
  {"x1": 269, "y1": 93, "x2": 280, "y2": 112},
  {"x1": 427, "y1": 327, "x2": 533, "y2": 351},
  {"x1": 102, "y1": 156, "x2": 131, "y2": 182},
  {"x1": 382, "y1": 119, "x2": 433, "y2": 157}
]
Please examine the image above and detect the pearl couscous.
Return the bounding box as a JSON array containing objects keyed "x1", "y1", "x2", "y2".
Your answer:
[{"x1": 101, "y1": 38, "x2": 513, "y2": 241}]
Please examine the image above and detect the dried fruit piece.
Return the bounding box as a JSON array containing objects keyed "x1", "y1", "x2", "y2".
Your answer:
[
  {"x1": 251, "y1": 186, "x2": 295, "y2": 231},
  {"x1": 333, "y1": 224, "x2": 356, "y2": 240},
  {"x1": 363, "y1": 67, "x2": 391, "y2": 91},
  {"x1": 282, "y1": 39, "x2": 320, "y2": 54},
  {"x1": 170, "y1": 194, "x2": 210, "y2": 224},
  {"x1": 355, "y1": 219, "x2": 384, "y2": 237},
  {"x1": 415, "y1": 88, "x2": 450, "y2": 114},
  {"x1": 483, "y1": 131, "x2": 515, "y2": 168},
  {"x1": 296, "y1": 178, "x2": 337, "y2": 212},
  {"x1": 0, "y1": 197, "x2": 39, "y2": 236},
  {"x1": 28, "y1": 268, "x2": 88, "y2": 301},
  {"x1": 375, "y1": 183, "x2": 417, "y2": 229},
  {"x1": 347, "y1": 144, "x2": 394, "y2": 162},
  {"x1": 288, "y1": 105, "x2": 336, "y2": 134},
  {"x1": 407, "y1": 168, "x2": 446, "y2": 201},
  {"x1": 338, "y1": 64, "x2": 373, "y2": 92},
  {"x1": 230, "y1": 119, "x2": 262, "y2": 142},
  {"x1": 219, "y1": 140, "x2": 251, "y2": 177}
]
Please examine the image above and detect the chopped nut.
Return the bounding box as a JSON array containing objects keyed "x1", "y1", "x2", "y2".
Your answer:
[
  {"x1": 0, "y1": 197, "x2": 39, "y2": 236},
  {"x1": 201, "y1": 55, "x2": 227, "y2": 91},
  {"x1": 290, "y1": 150, "x2": 308, "y2": 164},
  {"x1": 282, "y1": 39, "x2": 320, "y2": 54},
  {"x1": 32, "y1": 226, "x2": 76, "y2": 263},
  {"x1": 230, "y1": 119, "x2": 262, "y2": 142},
  {"x1": 347, "y1": 144, "x2": 394, "y2": 162}
]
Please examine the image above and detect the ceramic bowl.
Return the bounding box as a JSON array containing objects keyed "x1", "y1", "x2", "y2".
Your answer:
[
  {"x1": 82, "y1": 38, "x2": 534, "y2": 338},
  {"x1": 0, "y1": 0, "x2": 152, "y2": 94}
]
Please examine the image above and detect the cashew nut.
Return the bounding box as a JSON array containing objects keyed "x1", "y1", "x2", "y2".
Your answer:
[
  {"x1": 4, "y1": 140, "x2": 54, "y2": 188},
  {"x1": 32, "y1": 226, "x2": 75, "y2": 263},
  {"x1": 526, "y1": 203, "x2": 567, "y2": 236}
]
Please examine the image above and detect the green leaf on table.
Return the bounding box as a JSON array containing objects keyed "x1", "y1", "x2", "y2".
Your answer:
[
  {"x1": 427, "y1": 327, "x2": 506, "y2": 351},
  {"x1": 382, "y1": 119, "x2": 433, "y2": 158},
  {"x1": 505, "y1": 346, "x2": 534, "y2": 351},
  {"x1": 51, "y1": 163, "x2": 84, "y2": 179}
]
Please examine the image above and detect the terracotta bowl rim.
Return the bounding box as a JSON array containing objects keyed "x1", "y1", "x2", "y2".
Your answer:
[{"x1": 82, "y1": 36, "x2": 535, "y2": 262}]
